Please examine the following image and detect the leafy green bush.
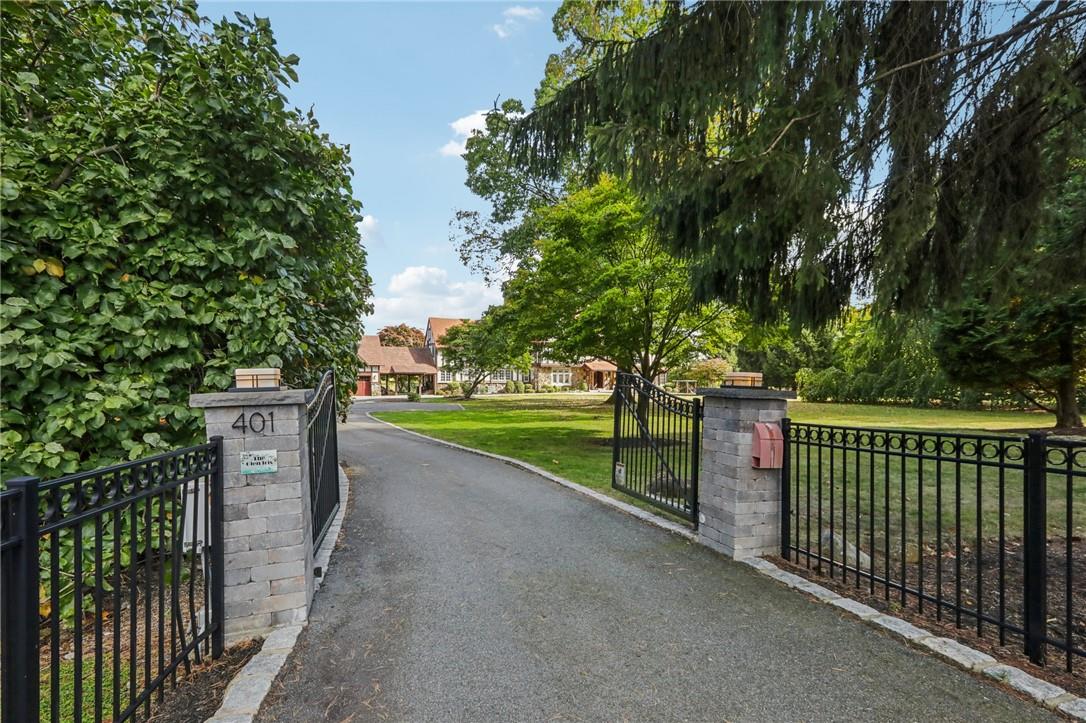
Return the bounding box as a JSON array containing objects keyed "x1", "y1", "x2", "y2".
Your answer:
[
  {"x1": 514, "y1": 380, "x2": 526, "y2": 393},
  {"x1": 444, "y1": 381, "x2": 462, "y2": 396},
  {"x1": 407, "y1": 390, "x2": 422, "y2": 402},
  {"x1": 1, "y1": 5, "x2": 372, "y2": 626},
  {"x1": 1, "y1": 5, "x2": 372, "y2": 480},
  {"x1": 504, "y1": 380, "x2": 516, "y2": 394},
  {"x1": 576, "y1": 381, "x2": 588, "y2": 391}
]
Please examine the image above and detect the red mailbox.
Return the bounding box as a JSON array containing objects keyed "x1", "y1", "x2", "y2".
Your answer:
[{"x1": 752, "y1": 422, "x2": 784, "y2": 468}]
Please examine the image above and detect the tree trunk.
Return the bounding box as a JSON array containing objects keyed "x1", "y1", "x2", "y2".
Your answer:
[
  {"x1": 1055, "y1": 329, "x2": 1083, "y2": 428},
  {"x1": 462, "y1": 374, "x2": 484, "y2": 400},
  {"x1": 1055, "y1": 377, "x2": 1081, "y2": 428}
]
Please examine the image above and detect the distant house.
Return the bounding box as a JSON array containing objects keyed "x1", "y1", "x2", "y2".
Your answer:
[
  {"x1": 354, "y1": 317, "x2": 622, "y2": 397},
  {"x1": 424, "y1": 317, "x2": 530, "y2": 393},
  {"x1": 356, "y1": 335, "x2": 437, "y2": 395},
  {"x1": 531, "y1": 349, "x2": 617, "y2": 391},
  {"x1": 426, "y1": 317, "x2": 618, "y2": 393}
]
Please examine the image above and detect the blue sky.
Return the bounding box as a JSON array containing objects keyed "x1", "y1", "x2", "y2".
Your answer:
[{"x1": 204, "y1": 1, "x2": 562, "y2": 332}]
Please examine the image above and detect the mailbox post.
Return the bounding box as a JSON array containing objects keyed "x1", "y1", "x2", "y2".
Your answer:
[{"x1": 696, "y1": 386, "x2": 795, "y2": 559}]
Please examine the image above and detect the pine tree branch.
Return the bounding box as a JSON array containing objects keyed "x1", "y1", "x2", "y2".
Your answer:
[
  {"x1": 863, "y1": 3, "x2": 1085, "y2": 88},
  {"x1": 759, "y1": 113, "x2": 818, "y2": 156},
  {"x1": 1012, "y1": 384, "x2": 1057, "y2": 414}
]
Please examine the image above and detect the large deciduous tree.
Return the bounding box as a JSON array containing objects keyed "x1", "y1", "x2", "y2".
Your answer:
[
  {"x1": 440, "y1": 314, "x2": 530, "y2": 399},
  {"x1": 452, "y1": 1, "x2": 662, "y2": 284},
  {"x1": 512, "y1": 2, "x2": 1086, "y2": 327},
  {"x1": 378, "y1": 324, "x2": 425, "y2": 347},
  {"x1": 1, "y1": 2, "x2": 372, "y2": 477},
  {"x1": 502, "y1": 177, "x2": 729, "y2": 381}
]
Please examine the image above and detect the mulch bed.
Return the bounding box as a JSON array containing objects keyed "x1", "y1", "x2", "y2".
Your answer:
[
  {"x1": 145, "y1": 639, "x2": 261, "y2": 723},
  {"x1": 774, "y1": 544, "x2": 1086, "y2": 697}
]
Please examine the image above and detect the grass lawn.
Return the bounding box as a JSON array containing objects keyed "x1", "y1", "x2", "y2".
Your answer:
[
  {"x1": 42, "y1": 657, "x2": 129, "y2": 721},
  {"x1": 373, "y1": 395, "x2": 1061, "y2": 523}
]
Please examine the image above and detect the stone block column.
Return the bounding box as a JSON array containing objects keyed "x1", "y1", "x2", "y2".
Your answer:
[
  {"x1": 189, "y1": 388, "x2": 314, "y2": 642},
  {"x1": 696, "y1": 387, "x2": 794, "y2": 559}
]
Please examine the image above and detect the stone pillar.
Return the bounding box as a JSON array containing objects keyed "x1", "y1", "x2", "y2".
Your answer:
[
  {"x1": 696, "y1": 387, "x2": 795, "y2": 559},
  {"x1": 189, "y1": 388, "x2": 314, "y2": 643}
]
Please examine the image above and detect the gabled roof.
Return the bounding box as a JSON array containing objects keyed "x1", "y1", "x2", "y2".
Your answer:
[
  {"x1": 358, "y1": 336, "x2": 437, "y2": 374},
  {"x1": 583, "y1": 358, "x2": 618, "y2": 372},
  {"x1": 426, "y1": 317, "x2": 469, "y2": 347}
]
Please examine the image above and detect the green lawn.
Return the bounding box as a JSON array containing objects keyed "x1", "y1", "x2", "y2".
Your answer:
[
  {"x1": 373, "y1": 395, "x2": 1062, "y2": 526},
  {"x1": 42, "y1": 657, "x2": 129, "y2": 722}
]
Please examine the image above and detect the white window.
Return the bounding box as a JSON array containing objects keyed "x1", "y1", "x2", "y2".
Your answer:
[
  {"x1": 551, "y1": 370, "x2": 571, "y2": 385},
  {"x1": 439, "y1": 369, "x2": 454, "y2": 382}
]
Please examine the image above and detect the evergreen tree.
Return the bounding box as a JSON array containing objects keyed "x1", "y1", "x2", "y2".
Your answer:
[{"x1": 512, "y1": 2, "x2": 1086, "y2": 327}]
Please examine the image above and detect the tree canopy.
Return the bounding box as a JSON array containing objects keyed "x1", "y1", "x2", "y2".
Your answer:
[
  {"x1": 512, "y1": 1, "x2": 1086, "y2": 327},
  {"x1": 502, "y1": 177, "x2": 731, "y2": 380},
  {"x1": 1, "y1": 1, "x2": 372, "y2": 477},
  {"x1": 440, "y1": 314, "x2": 530, "y2": 399},
  {"x1": 378, "y1": 324, "x2": 425, "y2": 347},
  {"x1": 452, "y1": 1, "x2": 663, "y2": 284}
]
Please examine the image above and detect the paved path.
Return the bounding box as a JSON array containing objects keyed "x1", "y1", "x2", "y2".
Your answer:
[{"x1": 257, "y1": 408, "x2": 1051, "y2": 722}]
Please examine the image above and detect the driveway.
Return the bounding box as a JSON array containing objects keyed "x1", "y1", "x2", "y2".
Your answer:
[{"x1": 256, "y1": 410, "x2": 1051, "y2": 722}]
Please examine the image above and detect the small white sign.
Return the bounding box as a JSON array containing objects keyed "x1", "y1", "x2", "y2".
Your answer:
[
  {"x1": 241, "y1": 449, "x2": 278, "y2": 475},
  {"x1": 614, "y1": 462, "x2": 626, "y2": 485}
]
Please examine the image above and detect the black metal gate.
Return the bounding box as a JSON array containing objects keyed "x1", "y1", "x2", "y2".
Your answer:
[
  {"x1": 307, "y1": 370, "x2": 341, "y2": 547},
  {"x1": 612, "y1": 372, "x2": 701, "y2": 524}
]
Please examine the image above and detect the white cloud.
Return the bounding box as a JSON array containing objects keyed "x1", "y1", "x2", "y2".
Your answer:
[
  {"x1": 357, "y1": 215, "x2": 382, "y2": 247},
  {"x1": 364, "y1": 265, "x2": 503, "y2": 332},
  {"x1": 504, "y1": 6, "x2": 542, "y2": 20},
  {"x1": 438, "y1": 139, "x2": 468, "y2": 157},
  {"x1": 438, "y1": 109, "x2": 489, "y2": 157},
  {"x1": 492, "y1": 5, "x2": 542, "y2": 39},
  {"x1": 450, "y1": 109, "x2": 488, "y2": 137}
]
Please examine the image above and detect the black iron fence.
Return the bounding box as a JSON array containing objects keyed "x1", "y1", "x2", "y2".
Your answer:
[
  {"x1": 307, "y1": 369, "x2": 340, "y2": 547},
  {"x1": 612, "y1": 372, "x2": 701, "y2": 523},
  {"x1": 781, "y1": 420, "x2": 1085, "y2": 673},
  {"x1": 1, "y1": 439, "x2": 225, "y2": 723}
]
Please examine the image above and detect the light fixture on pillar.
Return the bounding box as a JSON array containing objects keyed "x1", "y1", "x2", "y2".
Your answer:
[
  {"x1": 232, "y1": 367, "x2": 282, "y2": 391},
  {"x1": 720, "y1": 371, "x2": 765, "y2": 389}
]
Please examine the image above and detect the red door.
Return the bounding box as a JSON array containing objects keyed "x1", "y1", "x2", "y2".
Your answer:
[{"x1": 356, "y1": 377, "x2": 372, "y2": 396}]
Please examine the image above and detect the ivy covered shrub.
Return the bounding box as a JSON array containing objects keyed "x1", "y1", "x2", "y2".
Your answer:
[{"x1": 0, "y1": 3, "x2": 372, "y2": 479}]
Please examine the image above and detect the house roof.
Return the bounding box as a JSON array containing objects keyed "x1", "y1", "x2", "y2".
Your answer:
[
  {"x1": 358, "y1": 336, "x2": 437, "y2": 375},
  {"x1": 427, "y1": 317, "x2": 469, "y2": 347},
  {"x1": 582, "y1": 359, "x2": 618, "y2": 372}
]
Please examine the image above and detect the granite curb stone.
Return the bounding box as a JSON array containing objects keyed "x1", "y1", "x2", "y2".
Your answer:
[{"x1": 204, "y1": 463, "x2": 351, "y2": 723}]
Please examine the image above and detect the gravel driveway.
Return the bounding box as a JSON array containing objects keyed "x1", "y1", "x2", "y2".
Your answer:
[{"x1": 255, "y1": 411, "x2": 1052, "y2": 722}]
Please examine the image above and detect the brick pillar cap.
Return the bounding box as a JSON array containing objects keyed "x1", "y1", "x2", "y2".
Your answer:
[{"x1": 697, "y1": 387, "x2": 796, "y2": 401}]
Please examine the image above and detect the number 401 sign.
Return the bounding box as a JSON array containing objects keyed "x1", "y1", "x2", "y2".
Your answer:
[{"x1": 232, "y1": 411, "x2": 275, "y2": 435}]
